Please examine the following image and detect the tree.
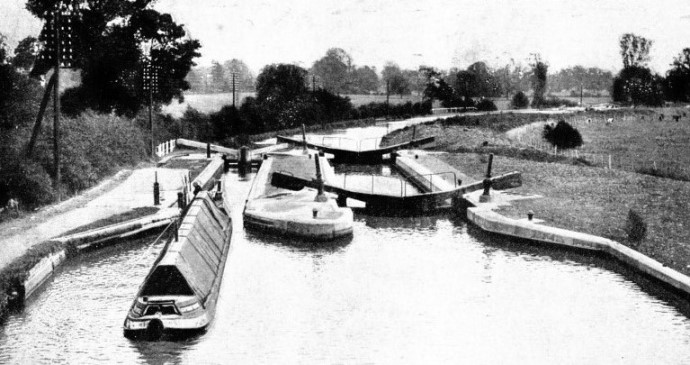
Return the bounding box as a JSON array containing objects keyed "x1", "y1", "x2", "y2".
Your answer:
[
  {"x1": 382, "y1": 62, "x2": 410, "y2": 97},
  {"x1": 351, "y1": 65, "x2": 378, "y2": 94},
  {"x1": 420, "y1": 66, "x2": 458, "y2": 106},
  {"x1": 210, "y1": 61, "x2": 226, "y2": 92},
  {"x1": 665, "y1": 48, "x2": 690, "y2": 102},
  {"x1": 311, "y1": 48, "x2": 353, "y2": 94},
  {"x1": 530, "y1": 55, "x2": 548, "y2": 108},
  {"x1": 620, "y1": 33, "x2": 653, "y2": 69},
  {"x1": 27, "y1": 0, "x2": 201, "y2": 116},
  {"x1": 613, "y1": 34, "x2": 662, "y2": 106},
  {"x1": 12, "y1": 36, "x2": 39, "y2": 72},
  {"x1": 612, "y1": 66, "x2": 663, "y2": 106},
  {"x1": 222, "y1": 58, "x2": 255, "y2": 91},
  {"x1": 185, "y1": 68, "x2": 205, "y2": 93}
]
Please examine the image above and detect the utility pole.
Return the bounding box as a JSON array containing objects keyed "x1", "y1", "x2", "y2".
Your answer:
[
  {"x1": 54, "y1": 7, "x2": 61, "y2": 200},
  {"x1": 312, "y1": 75, "x2": 316, "y2": 93},
  {"x1": 386, "y1": 79, "x2": 390, "y2": 120},
  {"x1": 143, "y1": 60, "x2": 159, "y2": 157},
  {"x1": 232, "y1": 72, "x2": 236, "y2": 107},
  {"x1": 580, "y1": 81, "x2": 584, "y2": 106}
]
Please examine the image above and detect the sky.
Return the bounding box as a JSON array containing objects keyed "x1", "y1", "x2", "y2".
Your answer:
[{"x1": 2, "y1": 0, "x2": 690, "y2": 75}]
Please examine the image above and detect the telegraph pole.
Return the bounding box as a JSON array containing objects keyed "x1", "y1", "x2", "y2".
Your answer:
[
  {"x1": 54, "y1": 7, "x2": 61, "y2": 200},
  {"x1": 232, "y1": 72, "x2": 236, "y2": 107}
]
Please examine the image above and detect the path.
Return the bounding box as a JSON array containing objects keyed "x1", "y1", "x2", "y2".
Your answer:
[{"x1": 0, "y1": 167, "x2": 188, "y2": 272}]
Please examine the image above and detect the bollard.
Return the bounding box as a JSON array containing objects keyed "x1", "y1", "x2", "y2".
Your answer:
[
  {"x1": 528, "y1": 210, "x2": 534, "y2": 221},
  {"x1": 206, "y1": 142, "x2": 211, "y2": 158},
  {"x1": 314, "y1": 155, "x2": 328, "y2": 202},
  {"x1": 153, "y1": 171, "x2": 160, "y2": 206},
  {"x1": 174, "y1": 218, "x2": 179, "y2": 242},
  {"x1": 319, "y1": 150, "x2": 325, "y2": 157},
  {"x1": 301, "y1": 124, "x2": 308, "y2": 154},
  {"x1": 336, "y1": 194, "x2": 347, "y2": 207},
  {"x1": 222, "y1": 154, "x2": 229, "y2": 172},
  {"x1": 263, "y1": 154, "x2": 268, "y2": 160},
  {"x1": 485, "y1": 153, "x2": 494, "y2": 178},
  {"x1": 479, "y1": 178, "x2": 493, "y2": 203},
  {"x1": 193, "y1": 183, "x2": 201, "y2": 196},
  {"x1": 239, "y1": 146, "x2": 250, "y2": 171},
  {"x1": 313, "y1": 208, "x2": 318, "y2": 219},
  {"x1": 177, "y1": 192, "x2": 184, "y2": 210},
  {"x1": 216, "y1": 180, "x2": 222, "y2": 192}
]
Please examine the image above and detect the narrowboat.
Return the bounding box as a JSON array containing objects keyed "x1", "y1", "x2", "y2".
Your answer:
[{"x1": 123, "y1": 189, "x2": 232, "y2": 340}]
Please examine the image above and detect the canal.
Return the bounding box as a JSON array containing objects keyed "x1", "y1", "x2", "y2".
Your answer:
[{"x1": 2, "y1": 121, "x2": 690, "y2": 363}]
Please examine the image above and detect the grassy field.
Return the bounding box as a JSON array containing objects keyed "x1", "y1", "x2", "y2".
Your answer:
[
  {"x1": 162, "y1": 92, "x2": 428, "y2": 118},
  {"x1": 383, "y1": 107, "x2": 690, "y2": 276},
  {"x1": 162, "y1": 92, "x2": 256, "y2": 118}
]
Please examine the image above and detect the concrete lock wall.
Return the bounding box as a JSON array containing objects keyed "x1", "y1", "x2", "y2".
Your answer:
[{"x1": 465, "y1": 192, "x2": 690, "y2": 296}]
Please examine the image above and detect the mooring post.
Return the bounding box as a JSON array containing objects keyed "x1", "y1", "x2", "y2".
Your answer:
[
  {"x1": 239, "y1": 146, "x2": 249, "y2": 171},
  {"x1": 528, "y1": 210, "x2": 534, "y2": 221},
  {"x1": 302, "y1": 124, "x2": 308, "y2": 154},
  {"x1": 177, "y1": 192, "x2": 184, "y2": 210},
  {"x1": 206, "y1": 142, "x2": 211, "y2": 158},
  {"x1": 153, "y1": 171, "x2": 160, "y2": 205},
  {"x1": 314, "y1": 155, "x2": 327, "y2": 202},
  {"x1": 174, "y1": 218, "x2": 179, "y2": 242},
  {"x1": 222, "y1": 154, "x2": 229, "y2": 172},
  {"x1": 480, "y1": 153, "x2": 494, "y2": 202}
]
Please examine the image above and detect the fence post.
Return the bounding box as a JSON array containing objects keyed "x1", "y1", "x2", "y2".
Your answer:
[
  {"x1": 608, "y1": 155, "x2": 612, "y2": 170},
  {"x1": 153, "y1": 171, "x2": 160, "y2": 205}
]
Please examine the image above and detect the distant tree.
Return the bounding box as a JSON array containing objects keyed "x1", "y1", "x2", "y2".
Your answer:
[
  {"x1": 530, "y1": 55, "x2": 548, "y2": 108},
  {"x1": 620, "y1": 33, "x2": 653, "y2": 68},
  {"x1": 223, "y1": 58, "x2": 255, "y2": 91},
  {"x1": 613, "y1": 34, "x2": 662, "y2": 106},
  {"x1": 382, "y1": 62, "x2": 410, "y2": 97},
  {"x1": 0, "y1": 37, "x2": 43, "y2": 130},
  {"x1": 351, "y1": 65, "x2": 378, "y2": 94},
  {"x1": 256, "y1": 64, "x2": 309, "y2": 102},
  {"x1": 402, "y1": 69, "x2": 424, "y2": 94},
  {"x1": 420, "y1": 66, "x2": 458, "y2": 105},
  {"x1": 210, "y1": 61, "x2": 226, "y2": 92},
  {"x1": 311, "y1": 48, "x2": 353, "y2": 94},
  {"x1": 185, "y1": 68, "x2": 205, "y2": 93},
  {"x1": 12, "y1": 36, "x2": 38, "y2": 72},
  {"x1": 612, "y1": 66, "x2": 663, "y2": 106},
  {"x1": 27, "y1": 0, "x2": 201, "y2": 116},
  {"x1": 664, "y1": 48, "x2": 690, "y2": 102}
]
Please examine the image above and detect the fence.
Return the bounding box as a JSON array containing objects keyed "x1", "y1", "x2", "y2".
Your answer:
[
  {"x1": 506, "y1": 115, "x2": 690, "y2": 180},
  {"x1": 155, "y1": 139, "x2": 177, "y2": 158}
]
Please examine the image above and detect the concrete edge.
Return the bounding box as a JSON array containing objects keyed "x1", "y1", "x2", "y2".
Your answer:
[{"x1": 464, "y1": 192, "x2": 690, "y2": 295}]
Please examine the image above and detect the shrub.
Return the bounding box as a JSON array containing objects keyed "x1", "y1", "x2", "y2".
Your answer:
[
  {"x1": 534, "y1": 97, "x2": 579, "y2": 109},
  {"x1": 625, "y1": 209, "x2": 647, "y2": 243},
  {"x1": 475, "y1": 99, "x2": 497, "y2": 111},
  {"x1": 542, "y1": 120, "x2": 583, "y2": 149},
  {"x1": 511, "y1": 92, "x2": 529, "y2": 109}
]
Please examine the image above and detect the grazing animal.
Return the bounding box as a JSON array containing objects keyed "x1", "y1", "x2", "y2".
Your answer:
[
  {"x1": 6, "y1": 198, "x2": 19, "y2": 217},
  {"x1": 659, "y1": 114, "x2": 665, "y2": 121},
  {"x1": 673, "y1": 115, "x2": 681, "y2": 122}
]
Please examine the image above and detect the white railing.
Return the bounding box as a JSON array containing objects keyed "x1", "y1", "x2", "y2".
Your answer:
[
  {"x1": 155, "y1": 139, "x2": 177, "y2": 158},
  {"x1": 431, "y1": 107, "x2": 477, "y2": 114}
]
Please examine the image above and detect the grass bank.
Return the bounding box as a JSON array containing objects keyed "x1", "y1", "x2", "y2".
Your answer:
[{"x1": 383, "y1": 107, "x2": 690, "y2": 277}]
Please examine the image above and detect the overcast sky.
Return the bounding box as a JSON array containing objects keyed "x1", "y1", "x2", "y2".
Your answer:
[{"x1": 2, "y1": 0, "x2": 690, "y2": 74}]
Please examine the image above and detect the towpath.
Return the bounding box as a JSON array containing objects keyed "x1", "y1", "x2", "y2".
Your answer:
[{"x1": 0, "y1": 165, "x2": 189, "y2": 273}]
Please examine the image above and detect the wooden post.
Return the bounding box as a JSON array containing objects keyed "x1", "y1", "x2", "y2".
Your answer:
[{"x1": 26, "y1": 73, "x2": 57, "y2": 157}]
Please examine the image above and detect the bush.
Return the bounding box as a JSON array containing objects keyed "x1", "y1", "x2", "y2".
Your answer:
[
  {"x1": 533, "y1": 96, "x2": 579, "y2": 109},
  {"x1": 511, "y1": 92, "x2": 529, "y2": 109},
  {"x1": 475, "y1": 99, "x2": 497, "y2": 111},
  {"x1": 542, "y1": 120, "x2": 583, "y2": 149},
  {"x1": 625, "y1": 209, "x2": 647, "y2": 243}
]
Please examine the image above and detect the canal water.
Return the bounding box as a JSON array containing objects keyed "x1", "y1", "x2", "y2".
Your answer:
[{"x1": 3, "y1": 123, "x2": 690, "y2": 363}]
